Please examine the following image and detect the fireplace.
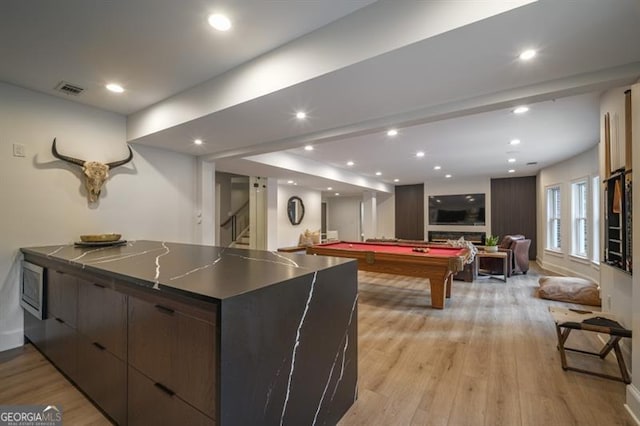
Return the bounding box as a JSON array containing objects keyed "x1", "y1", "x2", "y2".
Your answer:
[{"x1": 428, "y1": 231, "x2": 486, "y2": 244}]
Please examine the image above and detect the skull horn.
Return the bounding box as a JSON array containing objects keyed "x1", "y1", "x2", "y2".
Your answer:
[
  {"x1": 106, "y1": 145, "x2": 134, "y2": 169},
  {"x1": 51, "y1": 138, "x2": 134, "y2": 168},
  {"x1": 51, "y1": 138, "x2": 85, "y2": 166}
]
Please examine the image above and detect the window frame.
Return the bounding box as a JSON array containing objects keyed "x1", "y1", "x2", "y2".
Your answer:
[
  {"x1": 546, "y1": 184, "x2": 562, "y2": 252},
  {"x1": 571, "y1": 178, "x2": 589, "y2": 259}
]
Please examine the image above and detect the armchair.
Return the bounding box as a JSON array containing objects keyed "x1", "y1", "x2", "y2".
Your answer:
[{"x1": 479, "y1": 234, "x2": 531, "y2": 276}]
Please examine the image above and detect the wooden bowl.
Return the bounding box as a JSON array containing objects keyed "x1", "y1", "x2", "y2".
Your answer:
[{"x1": 80, "y1": 233, "x2": 122, "y2": 242}]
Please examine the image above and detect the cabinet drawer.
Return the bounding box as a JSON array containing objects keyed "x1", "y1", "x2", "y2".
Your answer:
[
  {"x1": 78, "y1": 278, "x2": 127, "y2": 360},
  {"x1": 47, "y1": 269, "x2": 77, "y2": 327},
  {"x1": 77, "y1": 336, "x2": 127, "y2": 425},
  {"x1": 128, "y1": 366, "x2": 214, "y2": 426},
  {"x1": 44, "y1": 317, "x2": 78, "y2": 380},
  {"x1": 128, "y1": 296, "x2": 216, "y2": 418}
]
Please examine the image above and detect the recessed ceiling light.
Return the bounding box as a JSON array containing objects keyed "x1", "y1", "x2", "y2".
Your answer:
[
  {"x1": 106, "y1": 83, "x2": 124, "y2": 93},
  {"x1": 327, "y1": 187, "x2": 333, "y2": 190},
  {"x1": 508, "y1": 158, "x2": 516, "y2": 163},
  {"x1": 416, "y1": 151, "x2": 425, "y2": 158},
  {"x1": 445, "y1": 174, "x2": 452, "y2": 178},
  {"x1": 436, "y1": 199, "x2": 441, "y2": 203},
  {"x1": 335, "y1": 192, "x2": 340, "y2": 196},
  {"x1": 194, "y1": 139, "x2": 203, "y2": 145},
  {"x1": 469, "y1": 198, "x2": 475, "y2": 202},
  {"x1": 513, "y1": 106, "x2": 529, "y2": 114},
  {"x1": 508, "y1": 169, "x2": 516, "y2": 173},
  {"x1": 208, "y1": 14, "x2": 232, "y2": 31},
  {"x1": 510, "y1": 139, "x2": 521, "y2": 145},
  {"x1": 393, "y1": 178, "x2": 399, "y2": 183},
  {"x1": 293, "y1": 182, "x2": 298, "y2": 186},
  {"x1": 296, "y1": 111, "x2": 307, "y2": 120},
  {"x1": 519, "y1": 49, "x2": 537, "y2": 61},
  {"x1": 347, "y1": 161, "x2": 354, "y2": 166},
  {"x1": 387, "y1": 129, "x2": 398, "y2": 137},
  {"x1": 287, "y1": 180, "x2": 294, "y2": 184},
  {"x1": 304, "y1": 145, "x2": 313, "y2": 151},
  {"x1": 433, "y1": 165, "x2": 441, "y2": 170},
  {"x1": 375, "y1": 171, "x2": 382, "y2": 176}
]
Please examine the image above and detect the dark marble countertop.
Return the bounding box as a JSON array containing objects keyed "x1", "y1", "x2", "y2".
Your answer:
[{"x1": 21, "y1": 240, "x2": 354, "y2": 302}]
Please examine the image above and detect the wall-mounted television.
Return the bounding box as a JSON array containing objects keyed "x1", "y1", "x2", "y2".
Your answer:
[{"x1": 428, "y1": 193, "x2": 485, "y2": 226}]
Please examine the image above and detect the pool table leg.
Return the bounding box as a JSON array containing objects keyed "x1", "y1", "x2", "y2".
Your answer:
[{"x1": 429, "y1": 274, "x2": 450, "y2": 310}]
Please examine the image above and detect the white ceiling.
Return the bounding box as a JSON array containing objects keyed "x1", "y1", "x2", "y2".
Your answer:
[{"x1": 2, "y1": 0, "x2": 640, "y2": 197}]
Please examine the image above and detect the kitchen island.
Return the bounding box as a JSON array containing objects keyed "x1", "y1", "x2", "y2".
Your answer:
[{"x1": 21, "y1": 240, "x2": 358, "y2": 426}]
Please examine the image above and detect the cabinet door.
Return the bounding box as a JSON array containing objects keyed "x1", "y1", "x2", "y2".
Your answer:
[
  {"x1": 23, "y1": 311, "x2": 46, "y2": 350},
  {"x1": 128, "y1": 296, "x2": 216, "y2": 419},
  {"x1": 77, "y1": 335, "x2": 127, "y2": 425},
  {"x1": 128, "y1": 367, "x2": 214, "y2": 426},
  {"x1": 45, "y1": 318, "x2": 78, "y2": 380},
  {"x1": 78, "y1": 279, "x2": 127, "y2": 360},
  {"x1": 47, "y1": 270, "x2": 77, "y2": 327},
  {"x1": 128, "y1": 297, "x2": 176, "y2": 386},
  {"x1": 176, "y1": 314, "x2": 216, "y2": 419}
]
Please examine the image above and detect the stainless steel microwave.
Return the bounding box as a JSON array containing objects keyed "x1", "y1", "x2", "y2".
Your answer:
[{"x1": 21, "y1": 261, "x2": 45, "y2": 319}]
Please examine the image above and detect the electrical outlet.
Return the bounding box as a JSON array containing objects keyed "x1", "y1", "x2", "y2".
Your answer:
[{"x1": 13, "y1": 143, "x2": 25, "y2": 157}]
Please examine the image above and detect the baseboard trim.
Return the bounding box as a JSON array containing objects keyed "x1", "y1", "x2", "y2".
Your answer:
[
  {"x1": 536, "y1": 259, "x2": 599, "y2": 284},
  {"x1": 626, "y1": 385, "x2": 640, "y2": 425}
]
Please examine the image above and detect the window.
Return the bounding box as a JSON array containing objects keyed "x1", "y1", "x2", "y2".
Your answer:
[
  {"x1": 592, "y1": 176, "x2": 600, "y2": 264},
  {"x1": 572, "y1": 180, "x2": 588, "y2": 257},
  {"x1": 547, "y1": 186, "x2": 561, "y2": 250}
]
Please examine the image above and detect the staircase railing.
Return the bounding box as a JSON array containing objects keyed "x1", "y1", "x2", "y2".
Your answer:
[{"x1": 220, "y1": 201, "x2": 249, "y2": 242}]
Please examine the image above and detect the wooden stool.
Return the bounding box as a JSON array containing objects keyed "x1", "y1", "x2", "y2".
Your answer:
[{"x1": 549, "y1": 306, "x2": 631, "y2": 384}]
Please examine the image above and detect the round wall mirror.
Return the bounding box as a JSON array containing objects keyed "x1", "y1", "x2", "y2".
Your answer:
[{"x1": 287, "y1": 196, "x2": 305, "y2": 225}]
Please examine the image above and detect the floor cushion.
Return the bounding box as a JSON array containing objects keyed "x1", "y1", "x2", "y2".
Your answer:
[{"x1": 538, "y1": 276, "x2": 601, "y2": 307}]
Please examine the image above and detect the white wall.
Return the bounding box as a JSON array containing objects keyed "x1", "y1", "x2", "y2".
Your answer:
[
  {"x1": 376, "y1": 192, "x2": 395, "y2": 239},
  {"x1": 424, "y1": 177, "x2": 491, "y2": 239},
  {"x1": 0, "y1": 82, "x2": 198, "y2": 352},
  {"x1": 276, "y1": 185, "x2": 321, "y2": 247},
  {"x1": 536, "y1": 146, "x2": 599, "y2": 283},
  {"x1": 326, "y1": 196, "x2": 361, "y2": 241}
]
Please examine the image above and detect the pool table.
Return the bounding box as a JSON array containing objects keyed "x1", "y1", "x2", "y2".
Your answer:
[{"x1": 307, "y1": 241, "x2": 470, "y2": 309}]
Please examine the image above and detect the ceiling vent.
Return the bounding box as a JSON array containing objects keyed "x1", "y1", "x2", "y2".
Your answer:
[
  {"x1": 526, "y1": 162, "x2": 538, "y2": 166},
  {"x1": 54, "y1": 81, "x2": 84, "y2": 96}
]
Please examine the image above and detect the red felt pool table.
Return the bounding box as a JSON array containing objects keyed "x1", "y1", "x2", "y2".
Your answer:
[{"x1": 306, "y1": 241, "x2": 470, "y2": 309}]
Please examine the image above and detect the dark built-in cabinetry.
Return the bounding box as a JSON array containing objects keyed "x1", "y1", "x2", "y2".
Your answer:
[
  {"x1": 604, "y1": 169, "x2": 632, "y2": 274},
  {"x1": 24, "y1": 265, "x2": 216, "y2": 426}
]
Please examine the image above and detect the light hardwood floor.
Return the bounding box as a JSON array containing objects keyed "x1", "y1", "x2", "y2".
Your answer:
[{"x1": 0, "y1": 265, "x2": 634, "y2": 425}]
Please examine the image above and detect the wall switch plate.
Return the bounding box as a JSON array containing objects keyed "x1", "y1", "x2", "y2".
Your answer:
[{"x1": 13, "y1": 143, "x2": 25, "y2": 157}]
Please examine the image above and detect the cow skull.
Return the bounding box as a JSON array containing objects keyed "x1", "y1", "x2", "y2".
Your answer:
[{"x1": 51, "y1": 138, "x2": 133, "y2": 202}]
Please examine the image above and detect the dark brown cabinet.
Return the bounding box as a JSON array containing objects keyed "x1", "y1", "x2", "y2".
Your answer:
[
  {"x1": 78, "y1": 278, "x2": 127, "y2": 360},
  {"x1": 128, "y1": 295, "x2": 216, "y2": 420},
  {"x1": 47, "y1": 270, "x2": 77, "y2": 327},
  {"x1": 75, "y1": 278, "x2": 127, "y2": 424},
  {"x1": 44, "y1": 318, "x2": 78, "y2": 379},
  {"x1": 44, "y1": 269, "x2": 79, "y2": 380},
  {"x1": 24, "y1": 262, "x2": 217, "y2": 426},
  {"x1": 77, "y1": 335, "x2": 127, "y2": 425},
  {"x1": 128, "y1": 367, "x2": 214, "y2": 426}
]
